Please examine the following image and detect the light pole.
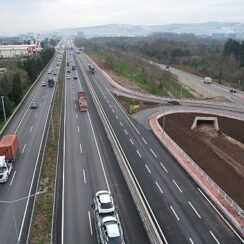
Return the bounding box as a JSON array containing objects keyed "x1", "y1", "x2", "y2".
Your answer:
[
  {"x1": 163, "y1": 110, "x2": 166, "y2": 137},
  {"x1": 1, "y1": 96, "x2": 7, "y2": 123},
  {"x1": 0, "y1": 191, "x2": 46, "y2": 243}
]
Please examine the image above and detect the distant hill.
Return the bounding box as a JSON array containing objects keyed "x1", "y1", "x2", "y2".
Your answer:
[{"x1": 57, "y1": 22, "x2": 244, "y2": 39}]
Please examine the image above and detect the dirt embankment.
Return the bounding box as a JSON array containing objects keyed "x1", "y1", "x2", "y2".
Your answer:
[{"x1": 158, "y1": 113, "x2": 244, "y2": 208}]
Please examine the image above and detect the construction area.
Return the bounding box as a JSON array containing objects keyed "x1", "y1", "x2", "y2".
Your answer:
[{"x1": 158, "y1": 112, "x2": 244, "y2": 209}]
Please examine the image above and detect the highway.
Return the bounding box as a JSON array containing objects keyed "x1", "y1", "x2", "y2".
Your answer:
[
  {"x1": 75, "y1": 51, "x2": 244, "y2": 244},
  {"x1": 0, "y1": 48, "x2": 63, "y2": 244},
  {"x1": 60, "y1": 48, "x2": 149, "y2": 244}
]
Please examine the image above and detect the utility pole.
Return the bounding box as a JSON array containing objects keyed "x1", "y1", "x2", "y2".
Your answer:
[{"x1": 1, "y1": 96, "x2": 7, "y2": 123}]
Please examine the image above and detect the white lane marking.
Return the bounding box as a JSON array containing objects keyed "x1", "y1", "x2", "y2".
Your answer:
[
  {"x1": 112, "y1": 109, "x2": 115, "y2": 113},
  {"x1": 170, "y1": 205, "x2": 180, "y2": 221},
  {"x1": 30, "y1": 126, "x2": 33, "y2": 133},
  {"x1": 76, "y1": 113, "x2": 78, "y2": 119},
  {"x1": 35, "y1": 113, "x2": 38, "y2": 119},
  {"x1": 120, "y1": 122, "x2": 123, "y2": 126},
  {"x1": 42, "y1": 95, "x2": 44, "y2": 99},
  {"x1": 155, "y1": 181, "x2": 163, "y2": 194},
  {"x1": 150, "y1": 148, "x2": 157, "y2": 158},
  {"x1": 22, "y1": 144, "x2": 27, "y2": 154},
  {"x1": 130, "y1": 138, "x2": 134, "y2": 145},
  {"x1": 10, "y1": 170, "x2": 16, "y2": 186},
  {"x1": 83, "y1": 169, "x2": 87, "y2": 183},
  {"x1": 124, "y1": 129, "x2": 128, "y2": 135},
  {"x1": 145, "y1": 164, "x2": 151, "y2": 174},
  {"x1": 142, "y1": 137, "x2": 147, "y2": 144},
  {"x1": 173, "y1": 179, "x2": 183, "y2": 193},
  {"x1": 106, "y1": 99, "x2": 109, "y2": 103},
  {"x1": 189, "y1": 238, "x2": 195, "y2": 244},
  {"x1": 74, "y1": 104, "x2": 76, "y2": 109},
  {"x1": 80, "y1": 144, "x2": 83, "y2": 154},
  {"x1": 109, "y1": 104, "x2": 112, "y2": 108},
  {"x1": 88, "y1": 211, "x2": 93, "y2": 235},
  {"x1": 136, "y1": 150, "x2": 141, "y2": 158},
  {"x1": 188, "y1": 201, "x2": 201, "y2": 219},
  {"x1": 77, "y1": 126, "x2": 80, "y2": 133},
  {"x1": 74, "y1": 96, "x2": 75, "y2": 101},
  {"x1": 198, "y1": 188, "x2": 243, "y2": 242},
  {"x1": 160, "y1": 162, "x2": 168, "y2": 173},
  {"x1": 104, "y1": 96, "x2": 106, "y2": 99},
  {"x1": 115, "y1": 115, "x2": 119, "y2": 120},
  {"x1": 87, "y1": 112, "x2": 110, "y2": 190},
  {"x1": 39, "y1": 103, "x2": 42, "y2": 107},
  {"x1": 210, "y1": 231, "x2": 220, "y2": 244}
]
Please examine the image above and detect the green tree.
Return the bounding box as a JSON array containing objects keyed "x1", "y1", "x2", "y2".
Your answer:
[{"x1": 11, "y1": 73, "x2": 23, "y2": 105}]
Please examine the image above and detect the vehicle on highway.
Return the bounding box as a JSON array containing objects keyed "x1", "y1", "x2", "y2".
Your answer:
[
  {"x1": 67, "y1": 70, "x2": 71, "y2": 73},
  {"x1": 166, "y1": 65, "x2": 170, "y2": 69},
  {"x1": 57, "y1": 62, "x2": 60, "y2": 66},
  {"x1": 41, "y1": 81, "x2": 47, "y2": 87},
  {"x1": 30, "y1": 101, "x2": 38, "y2": 109},
  {"x1": 73, "y1": 75, "x2": 78, "y2": 80},
  {"x1": 167, "y1": 99, "x2": 181, "y2": 105},
  {"x1": 229, "y1": 89, "x2": 237, "y2": 93},
  {"x1": 48, "y1": 78, "x2": 55, "y2": 87},
  {"x1": 203, "y1": 77, "x2": 212, "y2": 84},
  {"x1": 47, "y1": 69, "x2": 53, "y2": 74},
  {"x1": 66, "y1": 75, "x2": 71, "y2": 79},
  {"x1": 95, "y1": 212, "x2": 126, "y2": 244},
  {"x1": 67, "y1": 61, "x2": 69, "y2": 66},
  {"x1": 0, "y1": 135, "x2": 19, "y2": 183},
  {"x1": 93, "y1": 190, "x2": 115, "y2": 214},
  {"x1": 72, "y1": 65, "x2": 76, "y2": 71},
  {"x1": 53, "y1": 70, "x2": 57, "y2": 75},
  {"x1": 88, "y1": 64, "x2": 95, "y2": 74},
  {"x1": 77, "y1": 91, "x2": 88, "y2": 111}
]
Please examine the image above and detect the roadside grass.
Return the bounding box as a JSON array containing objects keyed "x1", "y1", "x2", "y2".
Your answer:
[
  {"x1": 29, "y1": 53, "x2": 65, "y2": 244},
  {"x1": 87, "y1": 48, "x2": 193, "y2": 98}
]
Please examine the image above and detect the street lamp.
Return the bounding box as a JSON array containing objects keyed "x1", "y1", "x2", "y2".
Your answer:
[
  {"x1": 0, "y1": 190, "x2": 46, "y2": 243},
  {"x1": 162, "y1": 110, "x2": 166, "y2": 137},
  {"x1": 1, "y1": 96, "x2": 7, "y2": 123}
]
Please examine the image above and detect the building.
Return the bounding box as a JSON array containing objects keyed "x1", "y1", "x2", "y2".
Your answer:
[{"x1": 0, "y1": 44, "x2": 41, "y2": 59}]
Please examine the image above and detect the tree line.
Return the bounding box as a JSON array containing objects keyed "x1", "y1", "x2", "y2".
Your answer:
[{"x1": 0, "y1": 48, "x2": 55, "y2": 124}]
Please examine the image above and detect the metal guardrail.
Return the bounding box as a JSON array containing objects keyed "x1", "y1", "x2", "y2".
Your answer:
[{"x1": 155, "y1": 110, "x2": 244, "y2": 218}]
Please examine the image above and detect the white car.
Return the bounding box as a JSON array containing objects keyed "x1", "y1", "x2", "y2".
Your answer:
[
  {"x1": 66, "y1": 75, "x2": 71, "y2": 79},
  {"x1": 93, "y1": 190, "x2": 115, "y2": 214},
  {"x1": 41, "y1": 81, "x2": 47, "y2": 86}
]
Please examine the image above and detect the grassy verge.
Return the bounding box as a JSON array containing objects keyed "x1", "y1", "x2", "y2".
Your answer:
[
  {"x1": 29, "y1": 53, "x2": 65, "y2": 243},
  {"x1": 86, "y1": 48, "x2": 193, "y2": 98}
]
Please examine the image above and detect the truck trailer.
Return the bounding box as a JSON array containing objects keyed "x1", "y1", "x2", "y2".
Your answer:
[
  {"x1": 0, "y1": 135, "x2": 19, "y2": 183},
  {"x1": 48, "y1": 78, "x2": 55, "y2": 87},
  {"x1": 77, "y1": 91, "x2": 88, "y2": 111}
]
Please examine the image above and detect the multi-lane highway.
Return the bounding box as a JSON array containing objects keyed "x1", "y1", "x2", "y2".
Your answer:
[
  {"x1": 59, "y1": 48, "x2": 149, "y2": 244},
  {"x1": 73, "y1": 50, "x2": 243, "y2": 244},
  {"x1": 0, "y1": 48, "x2": 63, "y2": 244}
]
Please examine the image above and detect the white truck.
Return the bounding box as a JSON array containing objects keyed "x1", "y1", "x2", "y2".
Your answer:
[{"x1": 203, "y1": 77, "x2": 212, "y2": 84}]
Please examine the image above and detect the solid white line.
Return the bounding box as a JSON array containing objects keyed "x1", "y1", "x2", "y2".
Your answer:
[
  {"x1": 170, "y1": 205, "x2": 180, "y2": 221},
  {"x1": 88, "y1": 211, "x2": 93, "y2": 235},
  {"x1": 83, "y1": 169, "x2": 87, "y2": 183},
  {"x1": 188, "y1": 201, "x2": 201, "y2": 219},
  {"x1": 155, "y1": 181, "x2": 163, "y2": 194},
  {"x1": 124, "y1": 129, "x2": 128, "y2": 135},
  {"x1": 145, "y1": 164, "x2": 151, "y2": 174},
  {"x1": 160, "y1": 162, "x2": 168, "y2": 173},
  {"x1": 30, "y1": 126, "x2": 33, "y2": 133},
  {"x1": 142, "y1": 137, "x2": 147, "y2": 144},
  {"x1": 76, "y1": 113, "x2": 78, "y2": 119},
  {"x1": 136, "y1": 150, "x2": 141, "y2": 158},
  {"x1": 35, "y1": 113, "x2": 38, "y2": 119},
  {"x1": 87, "y1": 112, "x2": 110, "y2": 191},
  {"x1": 130, "y1": 138, "x2": 134, "y2": 145},
  {"x1": 189, "y1": 238, "x2": 195, "y2": 244},
  {"x1": 115, "y1": 115, "x2": 119, "y2": 120},
  {"x1": 197, "y1": 188, "x2": 243, "y2": 242},
  {"x1": 10, "y1": 170, "x2": 16, "y2": 186},
  {"x1": 22, "y1": 144, "x2": 27, "y2": 154},
  {"x1": 77, "y1": 126, "x2": 80, "y2": 133},
  {"x1": 120, "y1": 122, "x2": 123, "y2": 126},
  {"x1": 150, "y1": 148, "x2": 157, "y2": 158},
  {"x1": 79, "y1": 143, "x2": 83, "y2": 153},
  {"x1": 173, "y1": 179, "x2": 183, "y2": 193},
  {"x1": 210, "y1": 231, "x2": 220, "y2": 244}
]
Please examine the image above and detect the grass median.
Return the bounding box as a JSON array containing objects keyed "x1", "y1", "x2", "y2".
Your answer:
[{"x1": 29, "y1": 53, "x2": 65, "y2": 244}]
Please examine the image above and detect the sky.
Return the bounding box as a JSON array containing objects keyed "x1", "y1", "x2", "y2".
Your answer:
[{"x1": 0, "y1": 0, "x2": 244, "y2": 35}]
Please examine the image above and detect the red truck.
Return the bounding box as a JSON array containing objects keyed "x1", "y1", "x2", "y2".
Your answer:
[
  {"x1": 0, "y1": 135, "x2": 19, "y2": 183},
  {"x1": 77, "y1": 91, "x2": 88, "y2": 111}
]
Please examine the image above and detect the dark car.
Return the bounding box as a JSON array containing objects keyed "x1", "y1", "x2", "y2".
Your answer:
[
  {"x1": 167, "y1": 100, "x2": 181, "y2": 105},
  {"x1": 229, "y1": 89, "x2": 237, "y2": 93},
  {"x1": 30, "y1": 101, "x2": 38, "y2": 109},
  {"x1": 73, "y1": 75, "x2": 78, "y2": 80}
]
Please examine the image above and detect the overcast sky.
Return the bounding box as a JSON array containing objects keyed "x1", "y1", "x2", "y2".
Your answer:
[{"x1": 0, "y1": 0, "x2": 243, "y2": 35}]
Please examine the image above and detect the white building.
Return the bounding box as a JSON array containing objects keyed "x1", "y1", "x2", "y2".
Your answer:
[{"x1": 0, "y1": 44, "x2": 41, "y2": 58}]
